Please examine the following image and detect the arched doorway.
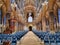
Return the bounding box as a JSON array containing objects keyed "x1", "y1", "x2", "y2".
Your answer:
[
  {"x1": 29, "y1": 26, "x2": 32, "y2": 31},
  {"x1": 28, "y1": 24, "x2": 33, "y2": 31}
]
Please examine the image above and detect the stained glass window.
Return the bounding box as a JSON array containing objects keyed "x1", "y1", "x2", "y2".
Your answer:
[
  {"x1": 58, "y1": 9, "x2": 60, "y2": 23},
  {"x1": 10, "y1": 0, "x2": 15, "y2": 3},
  {"x1": 28, "y1": 12, "x2": 33, "y2": 22},
  {"x1": 3, "y1": 16, "x2": 6, "y2": 25}
]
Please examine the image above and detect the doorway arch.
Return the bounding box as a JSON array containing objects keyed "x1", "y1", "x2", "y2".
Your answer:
[
  {"x1": 29, "y1": 26, "x2": 32, "y2": 31},
  {"x1": 28, "y1": 24, "x2": 33, "y2": 31}
]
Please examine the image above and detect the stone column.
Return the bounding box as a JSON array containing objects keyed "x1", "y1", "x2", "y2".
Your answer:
[
  {"x1": 40, "y1": 22, "x2": 42, "y2": 31},
  {"x1": 15, "y1": 21, "x2": 18, "y2": 32},
  {"x1": 42, "y1": 17, "x2": 46, "y2": 32},
  {"x1": 21, "y1": 24, "x2": 24, "y2": 31},
  {"x1": 36, "y1": 23, "x2": 40, "y2": 31},
  {"x1": 49, "y1": 15, "x2": 54, "y2": 32},
  {"x1": 18, "y1": 23, "x2": 22, "y2": 31},
  {"x1": 22, "y1": 25, "x2": 24, "y2": 31},
  {"x1": 37, "y1": 25, "x2": 40, "y2": 31},
  {"x1": 18, "y1": 22, "x2": 20, "y2": 31},
  {"x1": 54, "y1": 17, "x2": 57, "y2": 32}
]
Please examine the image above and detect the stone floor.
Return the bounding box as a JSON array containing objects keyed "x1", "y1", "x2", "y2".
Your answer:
[{"x1": 17, "y1": 31, "x2": 44, "y2": 45}]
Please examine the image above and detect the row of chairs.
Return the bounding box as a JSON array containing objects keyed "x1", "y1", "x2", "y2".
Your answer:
[
  {"x1": 0, "y1": 30, "x2": 28, "y2": 45},
  {"x1": 32, "y1": 30, "x2": 60, "y2": 43},
  {"x1": 12, "y1": 30, "x2": 28, "y2": 40}
]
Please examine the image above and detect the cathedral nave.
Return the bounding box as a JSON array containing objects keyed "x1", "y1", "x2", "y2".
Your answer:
[{"x1": 0, "y1": 0, "x2": 60, "y2": 45}]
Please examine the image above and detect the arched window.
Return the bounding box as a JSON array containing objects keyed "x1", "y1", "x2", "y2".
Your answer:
[
  {"x1": 3, "y1": 16, "x2": 6, "y2": 25},
  {"x1": 28, "y1": 12, "x2": 33, "y2": 22},
  {"x1": 10, "y1": 0, "x2": 15, "y2": 3}
]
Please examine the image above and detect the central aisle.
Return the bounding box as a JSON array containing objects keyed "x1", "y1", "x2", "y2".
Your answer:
[{"x1": 17, "y1": 31, "x2": 41, "y2": 45}]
